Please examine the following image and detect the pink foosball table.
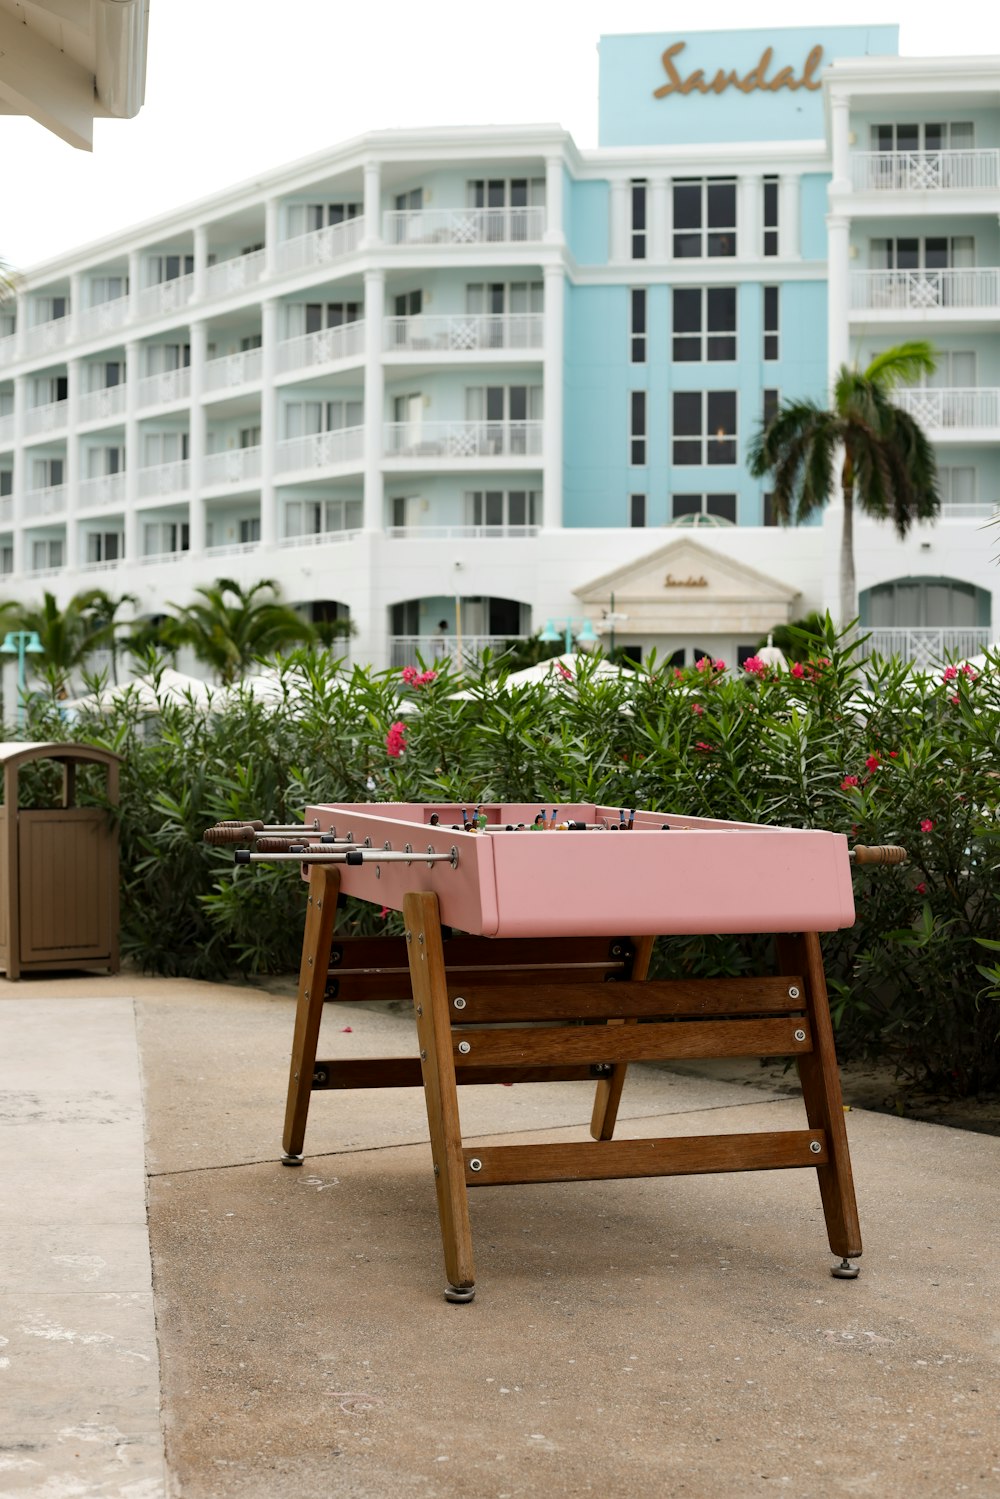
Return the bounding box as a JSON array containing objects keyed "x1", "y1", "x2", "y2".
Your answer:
[{"x1": 206, "y1": 802, "x2": 906, "y2": 1302}]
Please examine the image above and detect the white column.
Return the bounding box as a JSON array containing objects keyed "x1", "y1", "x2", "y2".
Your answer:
[
  {"x1": 193, "y1": 225, "x2": 209, "y2": 301},
  {"x1": 363, "y1": 269, "x2": 385, "y2": 532},
  {"x1": 542, "y1": 264, "x2": 564, "y2": 531},
  {"x1": 544, "y1": 155, "x2": 564, "y2": 245},
  {"x1": 65, "y1": 357, "x2": 80, "y2": 570},
  {"x1": 264, "y1": 198, "x2": 280, "y2": 276},
  {"x1": 123, "y1": 340, "x2": 140, "y2": 565},
  {"x1": 69, "y1": 273, "x2": 83, "y2": 340},
  {"x1": 12, "y1": 373, "x2": 25, "y2": 573},
  {"x1": 362, "y1": 161, "x2": 382, "y2": 248},
  {"x1": 827, "y1": 216, "x2": 850, "y2": 375},
  {"x1": 831, "y1": 96, "x2": 851, "y2": 192},
  {"x1": 609, "y1": 179, "x2": 628, "y2": 263},
  {"x1": 259, "y1": 299, "x2": 278, "y2": 547},
  {"x1": 189, "y1": 321, "x2": 207, "y2": 554},
  {"x1": 649, "y1": 175, "x2": 670, "y2": 263},
  {"x1": 128, "y1": 250, "x2": 142, "y2": 321},
  {"x1": 780, "y1": 174, "x2": 801, "y2": 260},
  {"x1": 740, "y1": 172, "x2": 762, "y2": 261}
]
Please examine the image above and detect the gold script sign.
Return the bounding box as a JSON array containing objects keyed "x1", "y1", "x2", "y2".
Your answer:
[
  {"x1": 654, "y1": 41, "x2": 824, "y2": 99},
  {"x1": 665, "y1": 574, "x2": 709, "y2": 588}
]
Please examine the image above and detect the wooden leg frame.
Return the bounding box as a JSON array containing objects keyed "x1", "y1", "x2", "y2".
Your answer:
[{"x1": 282, "y1": 868, "x2": 862, "y2": 1300}]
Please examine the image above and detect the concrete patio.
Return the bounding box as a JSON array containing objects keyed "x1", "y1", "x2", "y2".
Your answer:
[{"x1": 1, "y1": 972, "x2": 998, "y2": 1498}]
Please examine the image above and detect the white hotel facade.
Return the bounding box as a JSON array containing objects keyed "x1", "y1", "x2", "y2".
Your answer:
[{"x1": 1, "y1": 25, "x2": 998, "y2": 672}]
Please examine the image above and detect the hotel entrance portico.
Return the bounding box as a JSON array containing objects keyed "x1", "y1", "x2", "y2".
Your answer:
[{"x1": 575, "y1": 537, "x2": 801, "y2": 667}]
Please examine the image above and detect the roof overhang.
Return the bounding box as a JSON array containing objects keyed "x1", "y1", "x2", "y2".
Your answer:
[{"x1": 0, "y1": 0, "x2": 149, "y2": 151}]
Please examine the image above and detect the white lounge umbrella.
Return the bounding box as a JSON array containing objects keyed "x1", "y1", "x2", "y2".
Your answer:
[
  {"x1": 63, "y1": 668, "x2": 217, "y2": 715},
  {"x1": 755, "y1": 634, "x2": 788, "y2": 672}
]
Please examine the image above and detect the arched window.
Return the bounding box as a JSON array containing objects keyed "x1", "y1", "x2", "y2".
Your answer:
[{"x1": 860, "y1": 577, "x2": 991, "y2": 629}]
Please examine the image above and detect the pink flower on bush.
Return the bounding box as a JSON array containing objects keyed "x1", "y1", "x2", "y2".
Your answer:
[
  {"x1": 673, "y1": 668, "x2": 685, "y2": 681},
  {"x1": 841, "y1": 775, "x2": 859, "y2": 790},
  {"x1": 888, "y1": 750, "x2": 899, "y2": 758},
  {"x1": 385, "y1": 720, "x2": 407, "y2": 758},
  {"x1": 556, "y1": 662, "x2": 573, "y2": 681},
  {"x1": 400, "y1": 665, "x2": 437, "y2": 687},
  {"x1": 865, "y1": 754, "x2": 881, "y2": 773},
  {"x1": 915, "y1": 883, "x2": 927, "y2": 896},
  {"x1": 790, "y1": 661, "x2": 806, "y2": 679},
  {"x1": 691, "y1": 702, "x2": 705, "y2": 716},
  {"x1": 742, "y1": 656, "x2": 767, "y2": 677},
  {"x1": 920, "y1": 818, "x2": 934, "y2": 832},
  {"x1": 949, "y1": 693, "x2": 960, "y2": 706},
  {"x1": 961, "y1": 663, "x2": 979, "y2": 681},
  {"x1": 696, "y1": 657, "x2": 726, "y2": 674},
  {"x1": 417, "y1": 669, "x2": 436, "y2": 685},
  {"x1": 942, "y1": 665, "x2": 959, "y2": 682},
  {"x1": 400, "y1": 665, "x2": 420, "y2": 684},
  {"x1": 694, "y1": 740, "x2": 715, "y2": 753}
]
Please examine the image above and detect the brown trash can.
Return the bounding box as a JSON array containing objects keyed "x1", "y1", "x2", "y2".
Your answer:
[{"x1": 0, "y1": 742, "x2": 121, "y2": 979}]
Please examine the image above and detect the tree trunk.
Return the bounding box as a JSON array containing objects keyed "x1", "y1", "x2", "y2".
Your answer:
[{"x1": 839, "y1": 481, "x2": 856, "y2": 629}]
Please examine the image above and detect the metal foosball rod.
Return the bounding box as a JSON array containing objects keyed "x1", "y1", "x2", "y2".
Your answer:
[{"x1": 233, "y1": 846, "x2": 459, "y2": 867}]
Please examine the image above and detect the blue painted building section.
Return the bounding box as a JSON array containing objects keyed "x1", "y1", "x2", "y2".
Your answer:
[{"x1": 598, "y1": 26, "x2": 898, "y2": 146}]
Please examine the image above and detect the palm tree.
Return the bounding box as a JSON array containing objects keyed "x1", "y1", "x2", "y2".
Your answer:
[
  {"x1": 14, "y1": 589, "x2": 120, "y2": 693},
  {"x1": 77, "y1": 589, "x2": 138, "y2": 683},
  {"x1": 164, "y1": 578, "x2": 315, "y2": 685},
  {"x1": 748, "y1": 341, "x2": 940, "y2": 627}
]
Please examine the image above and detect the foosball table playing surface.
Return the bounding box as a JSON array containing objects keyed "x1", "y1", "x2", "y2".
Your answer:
[{"x1": 206, "y1": 802, "x2": 907, "y2": 1301}]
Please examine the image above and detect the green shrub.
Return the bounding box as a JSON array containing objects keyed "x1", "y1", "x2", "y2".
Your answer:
[{"x1": 20, "y1": 629, "x2": 1000, "y2": 1095}]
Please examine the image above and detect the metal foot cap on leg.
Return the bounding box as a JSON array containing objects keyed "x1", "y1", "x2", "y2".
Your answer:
[
  {"x1": 831, "y1": 1257, "x2": 860, "y2": 1279},
  {"x1": 444, "y1": 1283, "x2": 476, "y2": 1304},
  {"x1": 281, "y1": 1153, "x2": 304, "y2": 1167}
]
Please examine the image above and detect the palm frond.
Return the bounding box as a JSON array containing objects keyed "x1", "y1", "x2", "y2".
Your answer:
[{"x1": 863, "y1": 340, "x2": 937, "y2": 390}]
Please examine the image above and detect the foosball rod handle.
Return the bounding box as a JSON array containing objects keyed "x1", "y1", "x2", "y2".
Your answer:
[{"x1": 850, "y1": 844, "x2": 908, "y2": 866}]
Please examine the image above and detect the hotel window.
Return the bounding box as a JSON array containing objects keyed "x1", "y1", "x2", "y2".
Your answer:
[
  {"x1": 394, "y1": 291, "x2": 422, "y2": 320},
  {"x1": 86, "y1": 531, "x2": 122, "y2": 563},
  {"x1": 673, "y1": 178, "x2": 736, "y2": 258},
  {"x1": 763, "y1": 389, "x2": 780, "y2": 427},
  {"x1": 631, "y1": 180, "x2": 647, "y2": 260},
  {"x1": 871, "y1": 122, "x2": 974, "y2": 152},
  {"x1": 466, "y1": 490, "x2": 540, "y2": 529},
  {"x1": 672, "y1": 288, "x2": 737, "y2": 362},
  {"x1": 467, "y1": 178, "x2": 545, "y2": 241},
  {"x1": 284, "y1": 497, "x2": 362, "y2": 536},
  {"x1": 938, "y1": 466, "x2": 977, "y2": 513},
  {"x1": 672, "y1": 391, "x2": 737, "y2": 465},
  {"x1": 871, "y1": 236, "x2": 974, "y2": 271},
  {"x1": 671, "y1": 493, "x2": 738, "y2": 523},
  {"x1": 763, "y1": 176, "x2": 779, "y2": 257},
  {"x1": 467, "y1": 281, "x2": 543, "y2": 315},
  {"x1": 630, "y1": 289, "x2": 647, "y2": 363},
  {"x1": 630, "y1": 391, "x2": 647, "y2": 465},
  {"x1": 34, "y1": 296, "x2": 68, "y2": 322},
  {"x1": 32, "y1": 457, "x2": 64, "y2": 488},
  {"x1": 148, "y1": 255, "x2": 193, "y2": 284},
  {"x1": 142, "y1": 432, "x2": 189, "y2": 466},
  {"x1": 0, "y1": 471, "x2": 12, "y2": 495},
  {"x1": 240, "y1": 334, "x2": 262, "y2": 352},
  {"x1": 239, "y1": 518, "x2": 261, "y2": 544},
  {"x1": 763, "y1": 492, "x2": 779, "y2": 527},
  {"x1": 89, "y1": 360, "x2": 125, "y2": 391},
  {"x1": 629, "y1": 493, "x2": 647, "y2": 527},
  {"x1": 143, "y1": 521, "x2": 189, "y2": 556},
  {"x1": 1, "y1": 543, "x2": 12, "y2": 575},
  {"x1": 86, "y1": 446, "x2": 124, "y2": 477},
  {"x1": 89, "y1": 275, "x2": 127, "y2": 305},
  {"x1": 306, "y1": 300, "x2": 361, "y2": 331},
  {"x1": 145, "y1": 343, "x2": 190, "y2": 374},
  {"x1": 395, "y1": 189, "x2": 423, "y2": 212},
  {"x1": 284, "y1": 399, "x2": 363, "y2": 437},
  {"x1": 31, "y1": 538, "x2": 64, "y2": 570},
  {"x1": 763, "y1": 286, "x2": 780, "y2": 361},
  {"x1": 33, "y1": 374, "x2": 68, "y2": 405}
]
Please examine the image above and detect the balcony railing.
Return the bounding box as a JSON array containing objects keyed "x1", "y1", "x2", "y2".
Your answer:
[
  {"x1": 384, "y1": 420, "x2": 543, "y2": 459},
  {"x1": 0, "y1": 412, "x2": 13, "y2": 445},
  {"x1": 275, "y1": 427, "x2": 364, "y2": 473},
  {"x1": 78, "y1": 473, "x2": 126, "y2": 509},
  {"x1": 851, "y1": 150, "x2": 1000, "y2": 193},
  {"x1": 0, "y1": 495, "x2": 12, "y2": 524},
  {"x1": 860, "y1": 627, "x2": 992, "y2": 669},
  {"x1": 277, "y1": 320, "x2": 365, "y2": 374},
  {"x1": 203, "y1": 446, "x2": 262, "y2": 485},
  {"x1": 278, "y1": 527, "x2": 362, "y2": 549},
  {"x1": 204, "y1": 347, "x2": 263, "y2": 392},
  {"x1": 384, "y1": 313, "x2": 544, "y2": 353},
  {"x1": 851, "y1": 268, "x2": 1000, "y2": 312},
  {"x1": 78, "y1": 558, "x2": 123, "y2": 574},
  {"x1": 386, "y1": 524, "x2": 540, "y2": 540},
  {"x1": 205, "y1": 539, "x2": 261, "y2": 558},
  {"x1": 77, "y1": 296, "x2": 130, "y2": 340},
  {"x1": 138, "y1": 549, "x2": 189, "y2": 566},
  {"x1": 390, "y1": 634, "x2": 525, "y2": 668},
  {"x1": 205, "y1": 249, "x2": 266, "y2": 297},
  {"x1": 138, "y1": 459, "x2": 190, "y2": 497},
  {"x1": 24, "y1": 399, "x2": 67, "y2": 437},
  {"x1": 24, "y1": 317, "x2": 71, "y2": 357},
  {"x1": 137, "y1": 274, "x2": 194, "y2": 320},
  {"x1": 892, "y1": 387, "x2": 1000, "y2": 430},
  {"x1": 275, "y1": 215, "x2": 364, "y2": 275},
  {"x1": 137, "y1": 367, "x2": 191, "y2": 408},
  {"x1": 938, "y1": 499, "x2": 1000, "y2": 520},
  {"x1": 383, "y1": 207, "x2": 546, "y2": 246},
  {"x1": 24, "y1": 484, "x2": 66, "y2": 517},
  {"x1": 79, "y1": 384, "x2": 127, "y2": 423},
  {"x1": 0, "y1": 333, "x2": 17, "y2": 365}
]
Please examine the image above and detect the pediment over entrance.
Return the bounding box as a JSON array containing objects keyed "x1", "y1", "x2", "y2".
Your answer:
[{"x1": 574, "y1": 537, "x2": 800, "y2": 636}]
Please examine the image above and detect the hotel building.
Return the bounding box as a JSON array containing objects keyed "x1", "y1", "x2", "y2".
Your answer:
[{"x1": 1, "y1": 24, "x2": 998, "y2": 673}]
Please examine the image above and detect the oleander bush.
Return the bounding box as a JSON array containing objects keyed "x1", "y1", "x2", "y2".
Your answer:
[{"x1": 16, "y1": 623, "x2": 1000, "y2": 1096}]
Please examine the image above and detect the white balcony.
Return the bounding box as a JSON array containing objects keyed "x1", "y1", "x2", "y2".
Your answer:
[
  {"x1": 0, "y1": 333, "x2": 17, "y2": 366},
  {"x1": 77, "y1": 296, "x2": 130, "y2": 340},
  {"x1": 137, "y1": 274, "x2": 194, "y2": 320},
  {"x1": 938, "y1": 499, "x2": 1000, "y2": 520},
  {"x1": 275, "y1": 427, "x2": 364, "y2": 473},
  {"x1": 862, "y1": 627, "x2": 992, "y2": 668},
  {"x1": 384, "y1": 313, "x2": 544, "y2": 354},
  {"x1": 390, "y1": 634, "x2": 524, "y2": 668},
  {"x1": 0, "y1": 412, "x2": 16, "y2": 445},
  {"x1": 0, "y1": 495, "x2": 12, "y2": 524},
  {"x1": 24, "y1": 400, "x2": 68, "y2": 437},
  {"x1": 137, "y1": 367, "x2": 191, "y2": 408},
  {"x1": 386, "y1": 524, "x2": 540, "y2": 540},
  {"x1": 138, "y1": 459, "x2": 190, "y2": 497},
  {"x1": 78, "y1": 558, "x2": 123, "y2": 574},
  {"x1": 275, "y1": 216, "x2": 364, "y2": 275},
  {"x1": 79, "y1": 384, "x2": 127, "y2": 423},
  {"x1": 205, "y1": 539, "x2": 261, "y2": 559},
  {"x1": 851, "y1": 268, "x2": 1000, "y2": 314},
  {"x1": 205, "y1": 249, "x2": 266, "y2": 298},
  {"x1": 384, "y1": 420, "x2": 543, "y2": 460},
  {"x1": 383, "y1": 207, "x2": 546, "y2": 247},
  {"x1": 138, "y1": 549, "x2": 188, "y2": 566},
  {"x1": 24, "y1": 317, "x2": 71, "y2": 357},
  {"x1": 24, "y1": 484, "x2": 66, "y2": 517},
  {"x1": 851, "y1": 150, "x2": 1000, "y2": 194},
  {"x1": 278, "y1": 527, "x2": 362, "y2": 549},
  {"x1": 276, "y1": 320, "x2": 365, "y2": 374},
  {"x1": 204, "y1": 347, "x2": 263, "y2": 392},
  {"x1": 78, "y1": 473, "x2": 126, "y2": 509},
  {"x1": 203, "y1": 446, "x2": 262, "y2": 486},
  {"x1": 892, "y1": 387, "x2": 1000, "y2": 433}
]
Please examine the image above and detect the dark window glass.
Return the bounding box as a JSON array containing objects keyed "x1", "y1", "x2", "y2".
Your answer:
[
  {"x1": 706, "y1": 287, "x2": 737, "y2": 360},
  {"x1": 763, "y1": 389, "x2": 780, "y2": 426},
  {"x1": 924, "y1": 123, "x2": 945, "y2": 151},
  {"x1": 763, "y1": 286, "x2": 779, "y2": 361},
  {"x1": 630, "y1": 288, "x2": 647, "y2": 363},
  {"x1": 631, "y1": 181, "x2": 647, "y2": 260},
  {"x1": 707, "y1": 181, "x2": 735, "y2": 228},
  {"x1": 737, "y1": 644, "x2": 760, "y2": 665},
  {"x1": 672, "y1": 494, "x2": 702, "y2": 518},
  {"x1": 629, "y1": 493, "x2": 646, "y2": 527},
  {"x1": 896, "y1": 238, "x2": 920, "y2": 270},
  {"x1": 763, "y1": 178, "x2": 779, "y2": 257},
  {"x1": 706, "y1": 391, "x2": 737, "y2": 464},
  {"x1": 707, "y1": 493, "x2": 737, "y2": 522},
  {"x1": 763, "y1": 492, "x2": 778, "y2": 526},
  {"x1": 924, "y1": 238, "x2": 948, "y2": 269},
  {"x1": 673, "y1": 183, "x2": 701, "y2": 229},
  {"x1": 874, "y1": 125, "x2": 894, "y2": 152},
  {"x1": 672, "y1": 392, "x2": 701, "y2": 464},
  {"x1": 897, "y1": 124, "x2": 919, "y2": 152},
  {"x1": 509, "y1": 492, "x2": 526, "y2": 526},
  {"x1": 672, "y1": 288, "x2": 701, "y2": 361},
  {"x1": 630, "y1": 390, "x2": 646, "y2": 464}
]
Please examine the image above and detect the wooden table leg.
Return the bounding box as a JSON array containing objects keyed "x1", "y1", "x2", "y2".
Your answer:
[
  {"x1": 404, "y1": 890, "x2": 476, "y2": 1302},
  {"x1": 590, "y1": 935, "x2": 656, "y2": 1140},
  {"x1": 777, "y1": 932, "x2": 863, "y2": 1268},
  {"x1": 282, "y1": 865, "x2": 341, "y2": 1164}
]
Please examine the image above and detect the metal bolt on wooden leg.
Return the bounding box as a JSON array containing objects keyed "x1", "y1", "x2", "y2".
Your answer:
[
  {"x1": 282, "y1": 1153, "x2": 303, "y2": 1167},
  {"x1": 444, "y1": 1283, "x2": 476, "y2": 1304},
  {"x1": 831, "y1": 1257, "x2": 861, "y2": 1279}
]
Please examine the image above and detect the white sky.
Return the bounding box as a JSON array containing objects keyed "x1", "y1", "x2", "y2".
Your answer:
[{"x1": 4, "y1": 0, "x2": 1000, "y2": 271}]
